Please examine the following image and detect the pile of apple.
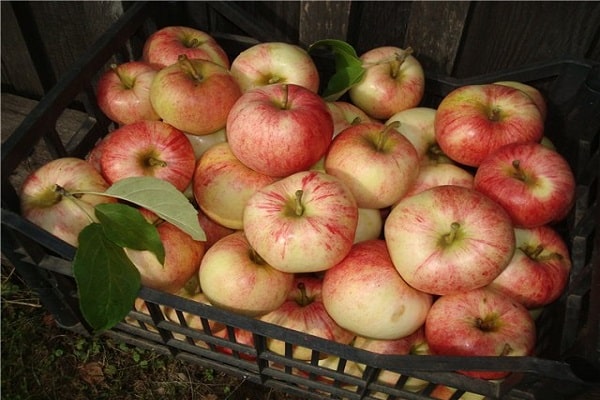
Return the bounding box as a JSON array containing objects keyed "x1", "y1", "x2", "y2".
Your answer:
[{"x1": 19, "y1": 24, "x2": 577, "y2": 394}]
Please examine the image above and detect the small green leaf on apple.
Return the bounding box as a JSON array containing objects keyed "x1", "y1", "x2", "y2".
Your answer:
[
  {"x1": 73, "y1": 223, "x2": 142, "y2": 332},
  {"x1": 104, "y1": 176, "x2": 205, "y2": 241},
  {"x1": 308, "y1": 39, "x2": 365, "y2": 101},
  {"x1": 95, "y1": 202, "x2": 165, "y2": 265}
]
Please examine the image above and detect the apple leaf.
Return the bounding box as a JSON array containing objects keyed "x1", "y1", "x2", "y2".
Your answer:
[
  {"x1": 95, "y1": 203, "x2": 165, "y2": 265},
  {"x1": 104, "y1": 176, "x2": 205, "y2": 242},
  {"x1": 308, "y1": 39, "x2": 366, "y2": 101},
  {"x1": 73, "y1": 223, "x2": 141, "y2": 332}
]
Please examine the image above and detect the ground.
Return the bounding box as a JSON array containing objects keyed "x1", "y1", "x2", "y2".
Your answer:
[{"x1": 0, "y1": 264, "x2": 303, "y2": 400}]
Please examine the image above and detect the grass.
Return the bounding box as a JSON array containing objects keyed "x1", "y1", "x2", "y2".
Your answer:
[{"x1": 1, "y1": 264, "x2": 303, "y2": 400}]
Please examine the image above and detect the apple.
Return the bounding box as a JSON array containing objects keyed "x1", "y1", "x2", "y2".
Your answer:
[
  {"x1": 99, "y1": 120, "x2": 196, "y2": 192},
  {"x1": 487, "y1": 225, "x2": 572, "y2": 309},
  {"x1": 192, "y1": 142, "x2": 278, "y2": 230},
  {"x1": 195, "y1": 208, "x2": 236, "y2": 250},
  {"x1": 349, "y1": 46, "x2": 425, "y2": 120},
  {"x1": 354, "y1": 208, "x2": 383, "y2": 243},
  {"x1": 213, "y1": 325, "x2": 257, "y2": 361},
  {"x1": 198, "y1": 231, "x2": 295, "y2": 317},
  {"x1": 142, "y1": 25, "x2": 230, "y2": 69},
  {"x1": 434, "y1": 83, "x2": 544, "y2": 167},
  {"x1": 184, "y1": 129, "x2": 227, "y2": 160},
  {"x1": 19, "y1": 157, "x2": 117, "y2": 247},
  {"x1": 326, "y1": 100, "x2": 374, "y2": 136},
  {"x1": 229, "y1": 41, "x2": 320, "y2": 93},
  {"x1": 95, "y1": 61, "x2": 160, "y2": 126},
  {"x1": 259, "y1": 275, "x2": 355, "y2": 360},
  {"x1": 324, "y1": 121, "x2": 420, "y2": 209},
  {"x1": 400, "y1": 162, "x2": 474, "y2": 199},
  {"x1": 425, "y1": 287, "x2": 536, "y2": 379},
  {"x1": 386, "y1": 107, "x2": 453, "y2": 165},
  {"x1": 163, "y1": 291, "x2": 226, "y2": 345},
  {"x1": 385, "y1": 185, "x2": 515, "y2": 296},
  {"x1": 351, "y1": 327, "x2": 430, "y2": 392},
  {"x1": 86, "y1": 132, "x2": 113, "y2": 174},
  {"x1": 226, "y1": 83, "x2": 334, "y2": 177},
  {"x1": 150, "y1": 55, "x2": 242, "y2": 136},
  {"x1": 322, "y1": 239, "x2": 432, "y2": 340},
  {"x1": 243, "y1": 170, "x2": 359, "y2": 273},
  {"x1": 473, "y1": 141, "x2": 576, "y2": 228},
  {"x1": 124, "y1": 211, "x2": 205, "y2": 294},
  {"x1": 493, "y1": 80, "x2": 547, "y2": 121}
]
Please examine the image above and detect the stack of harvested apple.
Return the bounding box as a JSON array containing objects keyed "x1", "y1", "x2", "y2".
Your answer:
[{"x1": 19, "y1": 25, "x2": 576, "y2": 396}]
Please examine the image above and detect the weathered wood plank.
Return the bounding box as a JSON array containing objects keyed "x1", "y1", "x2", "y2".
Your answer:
[
  {"x1": 0, "y1": 2, "x2": 44, "y2": 99},
  {"x1": 298, "y1": 1, "x2": 352, "y2": 47},
  {"x1": 405, "y1": 1, "x2": 471, "y2": 75},
  {"x1": 454, "y1": 1, "x2": 600, "y2": 77}
]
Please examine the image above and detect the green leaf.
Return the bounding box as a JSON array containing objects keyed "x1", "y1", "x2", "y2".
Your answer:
[
  {"x1": 73, "y1": 223, "x2": 141, "y2": 332},
  {"x1": 104, "y1": 176, "x2": 205, "y2": 241},
  {"x1": 95, "y1": 203, "x2": 165, "y2": 265},
  {"x1": 308, "y1": 39, "x2": 366, "y2": 101}
]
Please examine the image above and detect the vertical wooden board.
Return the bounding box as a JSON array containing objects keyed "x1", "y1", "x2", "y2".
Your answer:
[
  {"x1": 405, "y1": 1, "x2": 471, "y2": 75},
  {"x1": 26, "y1": 2, "x2": 124, "y2": 87},
  {"x1": 0, "y1": 2, "x2": 44, "y2": 98},
  {"x1": 453, "y1": 2, "x2": 600, "y2": 77},
  {"x1": 349, "y1": 2, "x2": 413, "y2": 55},
  {"x1": 298, "y1": 1, "x2": 352, "y2": 47},
  {"x1": 200, "y1": 1, "x2": 302, "y2": 43}
]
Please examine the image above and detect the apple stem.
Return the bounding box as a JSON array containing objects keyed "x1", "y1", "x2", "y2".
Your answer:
[
  {"x1": 296, "y1": 282, "x2": 312, "y2": 307},
  {"x1": 111, "y1": 63, "x2": 134, "y2": 89},
  {"x1": 178, "y1": 54, "x2": 203, "y2": 81},
  {"x1": 147, "y1": 157, "x2": 168, "y2": 168},
  {"x1": 511, "y1": 160, "x2": 527, "y2": 181},
  {"x1": 294, "y1": 190, "x2": 305, "y2": 216},
  {"x1": 281, "y1": 84, "x2": 289, "y2": 109},
  {"x1": 488, "y1": 107, "x2": 502, "y2": 122},
  {"x1": 188, "y1": 37, "x2": 202, "y2": 48},
  {"x1": 475, "y1": 314, "x2": 498, "y2": 332},
  {"x1": 520, "y1": 244, "x2": 563, "y2": 262},
  {"x1": 376, "y1": 121, "x2": 400, "y2": 151},
  {"x1": 53, "y1": 184, "x2": 96, "y2": 223},
  {"x1": 442, "y1": 222, "x2": 461, "y2": 245},
  {"x1": 391, "y1": 47, "x2": 413, "y2": 79}
]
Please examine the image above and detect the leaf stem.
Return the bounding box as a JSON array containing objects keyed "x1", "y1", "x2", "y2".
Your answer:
[{"x1": 53, "y1": 184, "x2": 96, "y2": 223}]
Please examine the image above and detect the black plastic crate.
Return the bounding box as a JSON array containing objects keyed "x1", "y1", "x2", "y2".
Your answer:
[{"x1": 2, "y1": 2, "x2": 599, "y2": 399}]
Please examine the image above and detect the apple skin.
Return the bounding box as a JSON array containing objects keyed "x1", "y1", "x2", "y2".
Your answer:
[
  {"x1": 226, "y1": 83, "x2": 334, "y2": 178},
  {"x1": 493, "y1": 80, "x2": 547, "y2": 121},
  {"x1": 326, "y1": 100, "x2": 374, "y2": 136},
  {"x1": 99, "y1": 120, "x2": 196, "y2": 192},
  {"x1": 385, "y1": 185, "x2": 515, "y2": 296},
  {"x1": 259, "y1": 275, "x2": 356, "y2": 360},
  {"x1": 19, "y1": 157, "x2": 117, "y2": 247},
  {"x1": 150, "y1": 56, "x2": 242, "y2": 136},
  {"x1": 487, "y1": 225, "x2": 572, "y2": 309},
  {"x1": 386, "y1": 107, "x2": 453, "y2": 165},
  {"x1": 400, "y1": 162, "x2": 474, "y2": 200},
  {"x1": 434, "y1": 83, "x2": 544, "y2": 167},
  {"x1": 473, "y1": 141, "x2": 576, "y2": 228},
  {"x1": 142, "y1": 26, "x2": 230, "y2": 69},
  {"x1": 349, "y1": 46, "x2": 425, "y2": 120},
  {"x1": 322, "y1": 239, "x2": 432, "y2": 340},
  {"x1": 198, "y1": 231, "x2": 295, "y2": 317},
  {"x1": 243, "y1": 170, "x2": 359, "y2": 274},
  {"x1": 195, "y1": 208, "x2": 236, "y2": 250},
  {"x1": 352, "y1": 327, "x2": 430, "y2": 392},
  {"x1": 425, "y1": 287, "x2": 536, "y2": 380},
  {"x1": 184, "y1": 129, "x2": 226, "y2": 160},
  {"x1": 324, "y1": 121, "x2": 420, "y2": 209},
  {"x1": 95, "y1": 61, "x2": 160, "y2": 126},
  {"x1": 192, "y1": 142, "x2": 278, "y2": 230},
  {"x1": 230, "y1": 41, "x2": 320, "y2": 93},
  {"x1": 125, "y1": 213, "x2": 205, "y2": 294},
  {"x1": 354, "y1": 208, "x2": 383, "y2": 243}
]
